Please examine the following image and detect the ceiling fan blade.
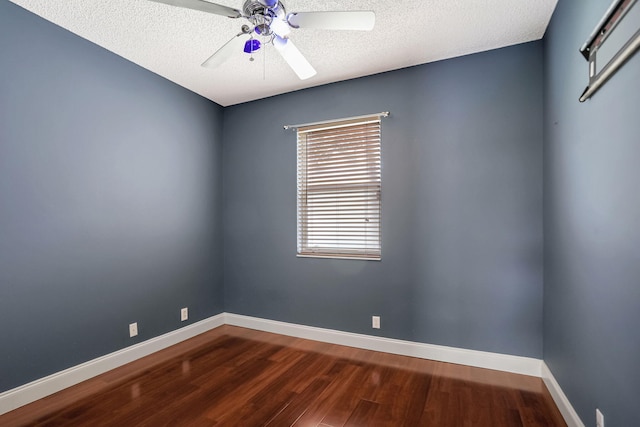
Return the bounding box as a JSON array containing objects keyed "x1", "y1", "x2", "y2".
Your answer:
[
  {"x1": 201, "y1": 32, "x2": 251, "y2": 69},
  {"x1": 147, "y1": 0, "x2": 242, "y2": 18},
  {"x1": 287, "y1": 11, "x2": 375, "y2": 31},
  {"x1": 273, "y1": 36, "x2": 316, "y2": 80}
]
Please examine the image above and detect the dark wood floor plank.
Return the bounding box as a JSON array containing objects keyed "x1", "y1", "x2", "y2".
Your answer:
[
  {"x1": 264, "y1": 377, "x2": 331, "y2": 426},
  {"x1": 398, "y1": 371, "x2": 432, "y2": 426},
  {"x1": 202, "y1": 349, "x2": 306, "y2": 422},
  {"x1": 291, "y1": 361, "x2": 362, "y2": 426},
  {"x1": 366, "y1": 368, "x2": 412, "y2": 427},
  {"x1": 343, "y1": 399, "x2": 379, "y2": 427},
  {"x1": 318, "y1": 363, "x2": 373, "y2": 427},
  {"x1": 211, "y1": 351, "x2": 326, "y2": 425},
  {"x1": 0, "y1": 325, "x2": 567, "y2": 427}
]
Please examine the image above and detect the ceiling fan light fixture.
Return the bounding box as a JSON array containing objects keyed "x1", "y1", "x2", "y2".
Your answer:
[
  {"x1": 257, "y1": 0, "x2": 278, "y2": 7},
  {"x1": 243, "y1": 39, "x2": 261, "y2": 53},
  {"x1": 269, "y1": 16, "x2": 291, "y2": 37}
]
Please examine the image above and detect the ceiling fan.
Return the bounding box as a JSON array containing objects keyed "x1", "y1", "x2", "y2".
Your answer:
[{"x1": 148, "y1": 0, "x2": 375, "y2": 80}]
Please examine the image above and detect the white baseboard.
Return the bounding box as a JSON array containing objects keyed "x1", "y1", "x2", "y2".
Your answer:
[
  {"x1": 0, "y1": 313, "x2": 225, "y2": 416},
  {"x1": 224, "y1": 313, "x2": 543, "y2": 377},
  {"x1": 0, "y1": 311, "x2": 580, "y2": 427},
  {"x1": 542, "y1": 362, "x2": 585, "y2": 427}
]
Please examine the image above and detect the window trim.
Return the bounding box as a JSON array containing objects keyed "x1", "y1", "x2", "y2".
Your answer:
[{"x1": 294, "y1": 113, "x2": 385, "y2": 261}]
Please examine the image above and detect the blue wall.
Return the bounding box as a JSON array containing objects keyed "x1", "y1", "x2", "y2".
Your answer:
[
  {"x1": 0, "y1": 1, "x2": 224, "y2": 392},
  {"x1": 543, "y1": 1, "x2": 640, "y2": 426},
  {"x1": 223, "y1": 42, "x2": 544, "y2": 358}
]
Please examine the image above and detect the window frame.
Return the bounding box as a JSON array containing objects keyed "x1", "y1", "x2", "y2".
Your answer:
[{"x1": 296, "y1": 115, "x2": 383, "y2": 261}]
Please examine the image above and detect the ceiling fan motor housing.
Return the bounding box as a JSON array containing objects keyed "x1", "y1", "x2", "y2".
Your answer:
[{"x1": 242, "y1": 0, "x2": 286, "y2": 36}]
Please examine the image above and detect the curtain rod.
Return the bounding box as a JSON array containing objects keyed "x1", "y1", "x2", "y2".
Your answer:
[{"x1": 283, "y1": 111, "x2": 390, "y2": 131}]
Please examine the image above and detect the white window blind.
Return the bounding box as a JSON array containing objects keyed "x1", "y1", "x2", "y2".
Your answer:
[{"x1": 297, "y1": 116, "x2": 381, "y2": 260}]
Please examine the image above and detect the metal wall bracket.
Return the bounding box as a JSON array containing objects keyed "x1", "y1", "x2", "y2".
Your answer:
[{"x1": 579, "y1": 0, "x2": 640, "y2": 102}]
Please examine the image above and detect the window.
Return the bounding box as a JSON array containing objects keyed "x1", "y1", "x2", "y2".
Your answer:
[{"x1": 296, "y1": 115, "x2": 382, "y2": 260}]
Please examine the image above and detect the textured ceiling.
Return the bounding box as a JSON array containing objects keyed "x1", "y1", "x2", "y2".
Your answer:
[{"x1": 9, "y1": 0, "x2": 557, "y2": 106}]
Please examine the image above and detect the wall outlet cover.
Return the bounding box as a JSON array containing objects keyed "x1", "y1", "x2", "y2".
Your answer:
[
  {"x1": 181, "y1": 307, "x2": 188, "y2": 322},
  {"x1": 129, "y1": 322, "x2": 138, "y2": 338},
  {"x1": 372, "y1": 316, "x2": 380, "y2": 329}
]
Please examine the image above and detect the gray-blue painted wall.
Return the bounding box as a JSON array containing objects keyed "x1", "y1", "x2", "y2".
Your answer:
[
  {"x1": 0, "y1": 1, "x2": 225, "y2": 392},
  {"x1": 223, "y1": 42, "x2": 544, "y2": 358},
  {"x1": 543, "y1": 1, "x2": 640, "y2": 426}
]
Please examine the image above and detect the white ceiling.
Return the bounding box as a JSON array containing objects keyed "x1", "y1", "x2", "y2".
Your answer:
[{"x1": 9, "y1": 0, "x2": 557, "y2": 106}]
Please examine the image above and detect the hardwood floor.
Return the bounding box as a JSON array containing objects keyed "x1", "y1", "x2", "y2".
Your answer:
[{"x1": 0, "y1": 325, "x2": 566, "y2": 426}]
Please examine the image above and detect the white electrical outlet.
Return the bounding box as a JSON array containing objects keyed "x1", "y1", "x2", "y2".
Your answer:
[
  {"x1": 181, "y1": 307, "x2": 188, "y2": 322},
  {"x1": 372, "y1": 315, "x2": 380, "y2": 329},
  {"x1": 596, "y1": 408, "x2": 604, "y2": 427},
  {"x1": 129, "y1": 322, "x2": 138, "y2": 338}
]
